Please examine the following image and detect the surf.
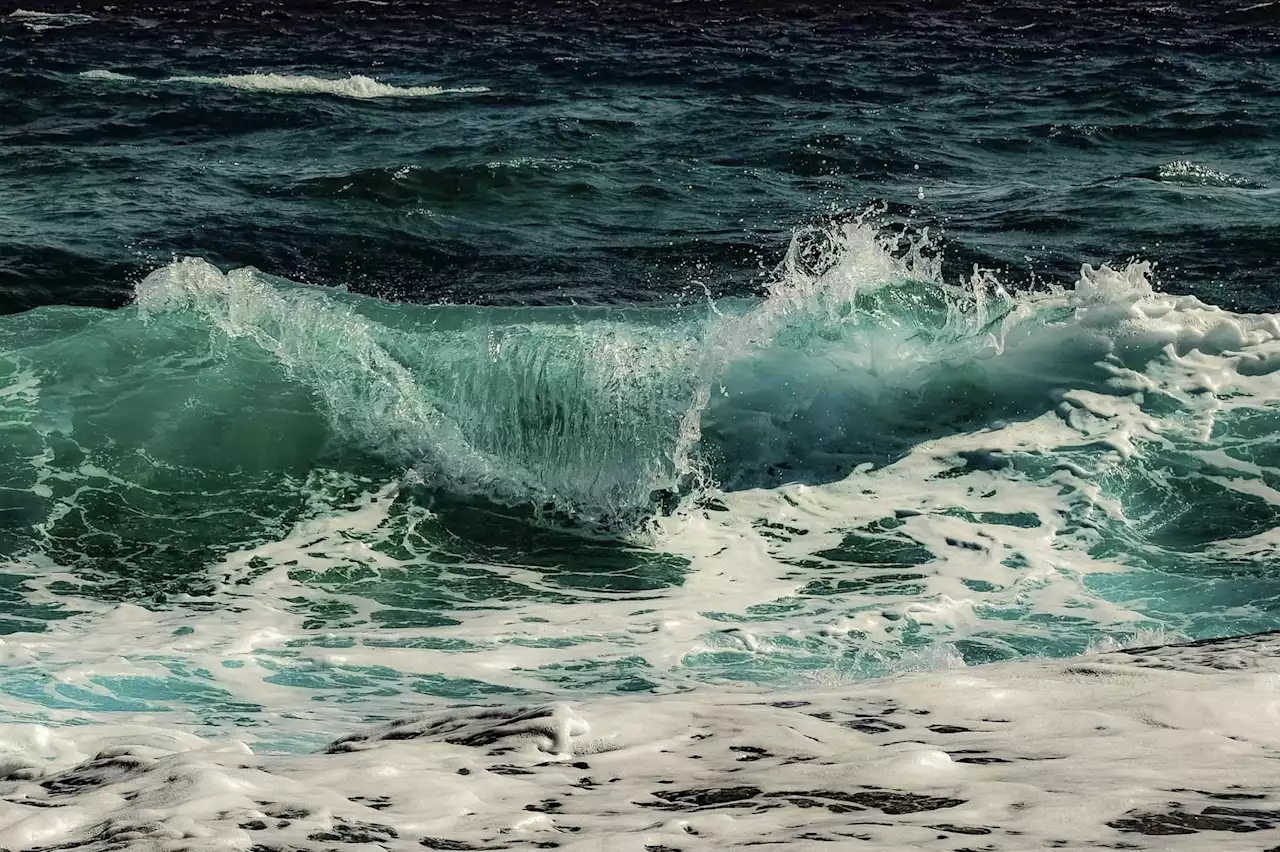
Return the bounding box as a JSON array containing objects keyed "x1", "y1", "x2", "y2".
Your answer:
[
  {"x1": 120, "y1": 219, "x2": 1280, "y2": 522},
  {"x1": 3, "y1": 217, "x2": 1277, "y2": 537},
  {"x1": 4, "y1": 215, "x2": 1280, "y2": 749}
]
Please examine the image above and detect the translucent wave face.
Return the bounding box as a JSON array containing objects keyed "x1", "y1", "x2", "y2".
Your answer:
[
  {"x1": 3, "y1": 218, "x2": 1280, "y2": 749},
  {"x1": 131, "y1": 220, "x2": 1280, "y2": 525},
  {"x1": 133, "y1": 257, "x2": 712, "y2": 527}
]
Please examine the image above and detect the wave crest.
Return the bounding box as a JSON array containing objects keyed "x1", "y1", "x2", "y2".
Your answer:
[
  {"x1": 129, "y1": 218, "x2": 1280, "y2": 527},
  {"x1": 135, "y1": 260, "x2": 706, "y2": 527},
  {"x1": 9, "y1": 10, "x2": 94, "y2": 31},
  {"x1": 80, "y1": 70, "x2": 489, "y2": 99},
  {"x1": 1152, "y1": 160, "x2": 1264, "y2": 188}
]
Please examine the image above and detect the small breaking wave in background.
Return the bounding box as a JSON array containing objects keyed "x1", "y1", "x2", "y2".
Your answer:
[
  {"x1": 80, "y1": 69, "x2": 490, "y2": 98},
  {"x1": 8, "y1": 9, "x2": 95, "y2": 31}
]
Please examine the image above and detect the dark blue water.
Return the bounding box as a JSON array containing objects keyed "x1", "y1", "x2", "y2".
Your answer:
[{"x1": 3, "y1": 1, "x2": 1277, "y2": 315}]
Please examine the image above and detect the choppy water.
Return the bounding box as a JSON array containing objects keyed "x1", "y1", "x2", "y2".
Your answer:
[{"x1": 2, "y1": 3, "x2": 1280, "y2": 849}]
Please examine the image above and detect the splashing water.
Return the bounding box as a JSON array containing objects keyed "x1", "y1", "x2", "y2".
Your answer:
[{"x1": 2, "y1": 219, "x2": 1280, "y2": 753}]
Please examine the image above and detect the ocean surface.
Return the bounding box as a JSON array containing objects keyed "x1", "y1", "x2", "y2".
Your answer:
[{"x1": 2, "y1": 2, "x2": 1280, "y2": 849}]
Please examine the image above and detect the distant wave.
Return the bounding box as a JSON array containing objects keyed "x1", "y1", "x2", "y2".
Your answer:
[
  {"x1": 9, "y1": 9, "x2": 94, "y2": 31},
  {"x1": 79, "y1": 70, "x2": 489, "y2": 99},
  {"x1": 1150, "y1": 160, "x2": 1265, "y2": 189},
  {"x1": 79, "y1": 69, "x2": 133, "y2": 81},
  {"x1": 171, "y1": 73, "x2": 490, "y2": 99}
]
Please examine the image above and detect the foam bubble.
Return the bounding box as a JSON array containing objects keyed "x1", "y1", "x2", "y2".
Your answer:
[{"x1": 78, "y1": 69, "x2": 134, "y2": 81}]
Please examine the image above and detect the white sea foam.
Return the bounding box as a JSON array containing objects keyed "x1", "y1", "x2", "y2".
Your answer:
[
  {"x1": 78, "y1": 70, "x2": 490, "y2": 98},
  {"x1": 1155, "y1": 160, "x2": 1264, "y2": 188},
  {"x1": 0, "y1": 634, "x2": 1275, "y2": 850},
  {"x1": 8, "y1": 10, "x2": 94, "y2": 31},
  {"x1": 170, "y1": 73, "x2": 489, "y2": 99},
  {"x1": 78, "y1": 69, "x2": 134, "y2": 81}
]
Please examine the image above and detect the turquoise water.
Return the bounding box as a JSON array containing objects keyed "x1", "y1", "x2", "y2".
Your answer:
[{"x1": 2, "y1": 1, "x2": 1280, "y2": 752}]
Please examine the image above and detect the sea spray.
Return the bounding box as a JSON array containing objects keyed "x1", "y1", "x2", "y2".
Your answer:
[{"x1": 131, "y1": 220, "x2": 1280, "y2": 524}]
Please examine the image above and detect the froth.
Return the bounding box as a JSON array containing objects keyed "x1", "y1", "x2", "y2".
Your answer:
[
  {"x1": 171, "y1": 72, "x2": 490, "y2": 98},
  {"x1": 78, "y1": 69, "x2": 134, "y2": 81},
  {"x1": 1, "y1": 632, "x2": 1277, "y2": 851},
  {"x1": 80, "y1": 69, "x2": 490, "y2": 99},
  {"x1": 1154, "y1": 160, "x2": 1265, "y2": 189},
  {"x1": 9, "y1": 10, "x2": 94, "y2": 31}
]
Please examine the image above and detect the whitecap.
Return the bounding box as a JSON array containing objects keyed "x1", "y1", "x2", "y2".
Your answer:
[
  {"x1": 78, "y1": 70, "x2": 489, "y2": 99},
  {"x1": 78, "y1": 69, "x2": 134, "y2": 81},
  {"x1": 168, "y1": 72, "x2": 489, "y2": 99},
  {"x1": 1154, "y1": 159, "x2": 1264, "y2": 188},
  {"x1": 0, "y1": 633, "x2": 1277, "y2": 850},
  {"x1": 8, "y1": 9, "x2": 95, "y2": 31}
]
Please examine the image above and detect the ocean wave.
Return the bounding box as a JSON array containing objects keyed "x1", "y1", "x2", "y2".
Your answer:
[
  {"x1": 8, "y1": 9, "x2": 95, "y2": 30},
  {"x1": 78, "y1": 69, "x2": 134, "y2": 81},
  {"x1": 6, "y1": 214, "x2": 1280, "y2": 537},
  {"x1": 1151, "y1": 160, "x2": 1265, "y2": 188},
  {"x1": 79, "y1": 70, "x2": 490, "y2": 99},
  {"x1": 124, "y1": 218, "x2": 1280, "y2": 528},
  {"x1": 6, "y1": 216, "x2": 1280, "y2": 732},
  {"x1": 134, "y1": 259, "x2": 706, "y2": 527},
  {"x1": 286, "y1": 159, "x2": 594, "y2": 206}
]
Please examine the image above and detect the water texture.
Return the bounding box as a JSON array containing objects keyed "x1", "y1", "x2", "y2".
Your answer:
[{"x1": 1, "y1": 3, "x2": 1279, "y2": 849}]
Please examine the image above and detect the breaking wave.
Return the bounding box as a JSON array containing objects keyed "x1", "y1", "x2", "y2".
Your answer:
[
  {"x1": 79, "y1": 70, "x2": 490, "y2": 98},
  {"x1": 119, "y1": 219, "x2": 1280, "y2": 527}
]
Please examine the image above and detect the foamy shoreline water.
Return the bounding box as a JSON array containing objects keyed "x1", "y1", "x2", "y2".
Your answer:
[{"x1": 0, "y1": 631, "x2": 1275, "y2": 851}]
